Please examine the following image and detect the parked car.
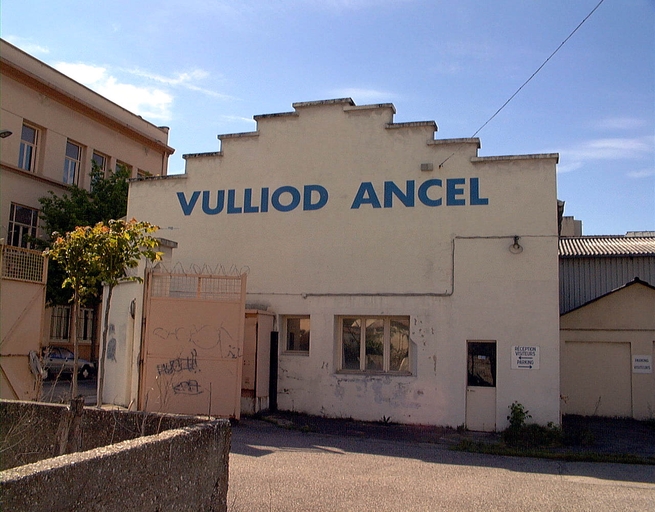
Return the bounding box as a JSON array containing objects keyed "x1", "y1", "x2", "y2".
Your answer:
[{"x1": 43, "y1": 347, "x2": 95, "y2": 380}]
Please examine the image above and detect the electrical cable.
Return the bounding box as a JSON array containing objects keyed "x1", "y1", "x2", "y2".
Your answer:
[
  {"x1": 470, "y1": 0, "x2": 606, "y2": 139},
  {"x1": 439, "y1": 0, "x2": 606, "y2": 168}
]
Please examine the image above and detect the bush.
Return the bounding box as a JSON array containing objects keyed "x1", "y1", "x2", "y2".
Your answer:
[{"x1": 502, "y1": 402, "x2": 562, "y2": 448}]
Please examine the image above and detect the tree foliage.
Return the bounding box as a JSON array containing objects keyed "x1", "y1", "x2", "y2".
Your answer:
[
  {"x1": 37, "y1": 162, "x2": 130, "y2": 305},
  {"x1": 45, "y1": 219, "x2": 162, "y2": 399}
]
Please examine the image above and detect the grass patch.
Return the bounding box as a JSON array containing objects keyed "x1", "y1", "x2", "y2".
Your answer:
[{"x1": 453, "y1": 439, "x2": 655, "y2": 465}]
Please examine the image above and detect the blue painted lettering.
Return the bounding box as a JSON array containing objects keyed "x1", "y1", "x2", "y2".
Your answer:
[
  {"x1": 469, "y1": 178, "x2": 488, "y2": 205},
  {"x1": 201, "y1": 190, "x2": 225, "y2": 215},
  {"x1": 272, "y1": 186, "x2": 301, "y2": 212},
  {"x1": 177, "y1": 191, "x2": 200, "y2": 216},
  {"x1": 243, "y1": 188, "x2": 259, "y2": 213},
  {"x1": 384, "y1": 180, "x2": 415, "y2": 208},
  {"x1": 351, "y1": 182, "x2": 381, "y2": 209},
  {"x1": 260, "y1": 187, "x2": 269, "y2": 213},
  {"x1": 446, "y1": 178, "x2": 465, "y2": 206},
  {"x1": 227, "y1": 189, "x2": 242, "y2": 214},
  {"x1": 303, "y1": 184, "x2": 329, "y2": 211},
  {"x1": 417, "y1": 179, "x2": 442, "y2": 207}
]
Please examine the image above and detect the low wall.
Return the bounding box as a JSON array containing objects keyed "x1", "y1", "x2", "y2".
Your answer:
[{"x1": 0, "y1": 400, "x2": 230, "y2": 511}]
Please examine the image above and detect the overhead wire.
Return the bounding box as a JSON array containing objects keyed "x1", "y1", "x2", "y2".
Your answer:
[{"x1": 439, "y1": 0, "x2": 606, "y2": 168}]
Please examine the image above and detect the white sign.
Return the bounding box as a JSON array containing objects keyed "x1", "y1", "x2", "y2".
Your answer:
[
  {"x1": 511, "y1": 345, "x2": 540, "y2": 370},
  {"x1": 632, "y1": 355, "x2": 653, "y2": 374}
]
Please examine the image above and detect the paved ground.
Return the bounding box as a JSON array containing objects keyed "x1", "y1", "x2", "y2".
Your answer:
[
  {"x1": 229, "y1": 417, "x2": 655, "y2": 512},
  {"x1": 256, "y1": 410, "x2": 655, "y2": 459},
  {"x1": 40, "y1": 376, "x2": 97, "y2": 405}
]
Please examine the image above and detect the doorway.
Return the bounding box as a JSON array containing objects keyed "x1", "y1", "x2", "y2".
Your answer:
[{"x1": 466, "y1": 341, "x2": 497, "y2": 431}]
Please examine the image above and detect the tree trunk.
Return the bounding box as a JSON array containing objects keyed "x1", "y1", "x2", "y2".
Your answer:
[
  {"x1": 96, "y1": 285, "x2": 114, "y2": 408},
  {"x1": 70, "y1": 288, "x2": 80, "y2": 398}
]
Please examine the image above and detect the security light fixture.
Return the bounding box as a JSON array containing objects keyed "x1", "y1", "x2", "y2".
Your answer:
[
  {"x1": 509, "y1": 236, "x2": 523, "y2": 254},
  {"x1": 0, "y1": 130, "x2": 12, "y2": 138}
]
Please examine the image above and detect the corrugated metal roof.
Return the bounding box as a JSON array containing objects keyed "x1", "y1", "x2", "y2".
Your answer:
[{"x1": 559, "y1": 236, "x2": 655, "y2": 257}]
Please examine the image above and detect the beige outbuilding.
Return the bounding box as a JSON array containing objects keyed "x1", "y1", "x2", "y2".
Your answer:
[{"x1": 561, "y1": 278, "x2": 655, "y2": 419}]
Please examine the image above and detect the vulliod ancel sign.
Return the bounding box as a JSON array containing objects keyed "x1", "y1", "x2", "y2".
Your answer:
[{"x1": 177, "y1": 177, "x2": 489, "y2": 216}]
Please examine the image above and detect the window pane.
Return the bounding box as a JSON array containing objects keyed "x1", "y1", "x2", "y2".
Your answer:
[
  {"x1": 342, "y1": 318, "x2": 361, "y2": 370},
  {"x1": 467, "y1": 342, "x2": 496, "y2": 387},
  {"x1": 365, "y1": 318, "x2": 384, "y2": 371},
  {"x1": 21, "y1": 124, "x2": 36, "y2": 143},
  {"x1": 389, "y1": 318, "x2": 410, "y2": 371},
  {"x1": 66, "y1": 141, "x2": 80, "y2": 159},
  {"x1": 18, "y1": 144, "x2": 34, "y2": 171},
  {"x1": 286, "y1": 317, "x2": 310, "y2": 351},
  {"x1": 92, "y1": 152, "x2": 106, "y2": 170}
]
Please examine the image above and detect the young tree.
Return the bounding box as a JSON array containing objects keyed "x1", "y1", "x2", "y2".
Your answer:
[
  {"x1": 45, "y1": 219, "x2": 161, "y2": 402},
  {"x1": 94, "y1": 219, "x2": 162, "y2": 407},
  {"x1": 37, "y1": 163, "x2": 130, "y2": 363},
  {"x1": 45, "y1": 227, "x2": 102, "y2": 397}
]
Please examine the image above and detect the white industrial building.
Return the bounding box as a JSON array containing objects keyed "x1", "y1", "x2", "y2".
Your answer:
[{"x1": 104, "y1": 99, "x2": 561, "y2": 430}]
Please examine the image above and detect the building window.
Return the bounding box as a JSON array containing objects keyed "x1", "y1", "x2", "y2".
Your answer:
[
  {"x1": 18, "y1": 123, "x2": 38, "y2": 172},
  {"x1": 137, "y1": 168, "x2": 152, "y2": 178},
  {"x1": 63, "y1": 140, "x2": 82, "y2": 185},
  {"x1": 284, "y1": 316, "x2": 310, "y2": 352},
  {"x1": 92, "y1": 151, "x2": 107, "y2": 173},
  {"x1": 7, "y1": 203, "x2": 38, "y2": 248},
  {"x1": 50, "y1": 305, "x2": 95, "y2": 343},
  {"x1": 467, "y1": 341, "x2": 496, "y2": 387},
  {"x1": 339, "y1": 316, "x2": 410, "y2": 373},
  {"x1": 115, "y1": 160, "x2": 132, "y2": 176}
]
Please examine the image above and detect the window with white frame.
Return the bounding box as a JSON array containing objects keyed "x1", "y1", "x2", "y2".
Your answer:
[
  {"x1": 115, "y1": 160, "x2": 132, "y2": 176},
  {"x1": 50, "y1": 305, "x2": 95, "y2": 343},
  {"x1": 92, "y1": 151, "x2": 108, "y2": 173},
  {"x1": 63, "y1": 140, "x2": 82, "y2": 185},
  {"x1": 339, "y1": 316, "x2": 410, "y2": 373},
  {"x1": 284, "y1": 316, "x2": 310, "y2": 352},
  {"x1": 7, "y1": 203, "x2": 38, "y2": 248},
  {"x1": 18, "y1": 123, "x2": 38, "y2": 172}
]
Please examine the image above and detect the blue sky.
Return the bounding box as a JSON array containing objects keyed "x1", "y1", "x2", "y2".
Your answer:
[{"x1": 3, "y1": 0, "x2": 653, "y2": 234}]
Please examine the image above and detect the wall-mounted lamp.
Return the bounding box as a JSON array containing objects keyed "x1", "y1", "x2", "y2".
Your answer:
[
  {"x1": 0, "y1": 130, "x2": 13, "y2": 138},
  {"x1": 509, "y1": 236, "x2": 523, "y2": 254},
  {"x1": 129, "y1": 298, "x2": 137, "y2": 319}
]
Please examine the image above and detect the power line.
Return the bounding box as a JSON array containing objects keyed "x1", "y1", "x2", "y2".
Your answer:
[
  {"x1": 439, "y1": 0, "x2": 605, "y2": 169},
  {"x1": 470, "y1": 0, "x2": 606, "y2": 139}
]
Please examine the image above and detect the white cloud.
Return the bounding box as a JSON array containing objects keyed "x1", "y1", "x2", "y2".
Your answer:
[
  {"x1": 627, "y1": 168, "x2": 655, "y2": 179},
  {"x1": 563, "y1": 137, "x2": 653, "y2": 161},
  {"x1": 329, "y1": 88, "x2": 397, "y2": 103},
  {"x1": 4, "y1": 36, "x2": 49, "y2": 55},
  {"x1": 558, "y1": 136, "x2": 654, "y2": 175},
  {"x1": 53, "y1": 62, "x2": 173, "y2": 122},
  {"x1": 595, "y1": 117, "x2": 648, "y2": 131},
  {"x1": 54, "y1": 62, "x2": 108, "y2": 84},
  {"x1": 126, "y1": 68, "x2": 233, "y2": 100},
  {"x1": 220, "y1": 115, "x2": 256, "y2": 124}
]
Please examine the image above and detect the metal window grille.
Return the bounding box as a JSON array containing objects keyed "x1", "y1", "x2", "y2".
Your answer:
[
  {"x1": 1, "y1": 245, "x2": 46, "y2": 283},
  {"x1": 151, "y1": 272, "x2": 243, "y2": 301},
  {"x1": 49, "y1": 305, "x2": 95, "y2": 341}
]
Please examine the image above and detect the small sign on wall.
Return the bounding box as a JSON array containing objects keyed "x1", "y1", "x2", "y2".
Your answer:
[
  {"x1": 511, "y1": 345, "x2": 540, "y2": 370},
  {"x1": 632, "y1": 355, "x2": 653, "y2": 374}
]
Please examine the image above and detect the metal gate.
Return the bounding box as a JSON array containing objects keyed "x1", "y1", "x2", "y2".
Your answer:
[
  {"x1": 139, "y1": 267, "x2": 246, "y2": 418},
  {"x1": 0, "y1": 244, "x2": 48, "y2": 400}
]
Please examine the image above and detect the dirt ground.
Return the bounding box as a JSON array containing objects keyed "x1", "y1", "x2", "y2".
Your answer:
[{"x1": 255, "y1": 411, "x2": 655, "y2": 459}]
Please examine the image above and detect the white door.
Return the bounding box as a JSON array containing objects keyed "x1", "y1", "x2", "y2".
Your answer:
[{"x1": 466, "y1": 341, "x2": 497, "y2": 431}]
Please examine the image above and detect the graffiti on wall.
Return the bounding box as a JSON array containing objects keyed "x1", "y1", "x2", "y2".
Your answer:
[{"x1": 151, "y1": 322, "x2": 240, "y2": 397}]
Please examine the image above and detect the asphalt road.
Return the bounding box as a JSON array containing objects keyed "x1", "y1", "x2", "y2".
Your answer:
[
  {"x1": 40, "y1": 376, "x2": 97, "y2": 405},
  {"x1": 228, "y1": 418, "x2": 655, "y2": 512}
]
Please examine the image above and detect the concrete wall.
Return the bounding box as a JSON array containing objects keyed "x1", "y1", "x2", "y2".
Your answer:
[
  {"x1": 0, "y1": 400, "x2": 230, "y2": 512},
  {"x1": 560, "y1": 281, "x2": 655, "y2": 419},
  {"x1": 126, "y1": 99, "x2": 560, "y2": 429}
]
